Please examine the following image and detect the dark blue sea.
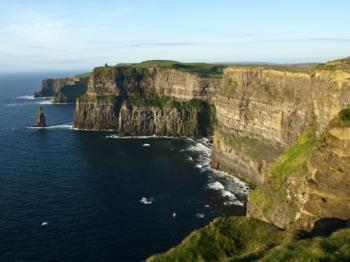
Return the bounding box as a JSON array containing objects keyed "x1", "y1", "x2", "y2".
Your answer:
[{"x1": 0, "y1": 73, "x2": 249, "y2": 262}]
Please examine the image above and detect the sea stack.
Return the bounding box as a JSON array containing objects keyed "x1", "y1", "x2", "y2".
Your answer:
[{"x1": 35, "y1": 106, "x2": 46, "y2": 127}]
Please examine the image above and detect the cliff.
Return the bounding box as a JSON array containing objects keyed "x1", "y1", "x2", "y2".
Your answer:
[
  {"x1": 247, "y1": 109, "x2": 350, "y2": 231},
  {"x1": 212, "y1": 66, "x2": 350, "y2": 184},
  {"x1": 73, "y1": 64, "x2": 219, "y2": 135},
  {"x1": 35, "y1": 77, "x2": 88, "y2": 103},
  {"x1": 72, "y1": 61, "x2": 350, "y2": 184},
  {"x1": 147, "y1": 109, "x2": 350, "y2": 261},
  {"x1": 66, "y1": 59, "x2": 350, "y2": 260}
]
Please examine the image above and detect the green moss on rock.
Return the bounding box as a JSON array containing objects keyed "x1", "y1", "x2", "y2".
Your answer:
[{"x1": 78, "y1": 94, "x2": 117, "y2": 103}]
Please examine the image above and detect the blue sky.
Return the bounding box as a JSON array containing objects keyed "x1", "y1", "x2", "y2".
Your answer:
[{"x1": 0, "y1": 0, "x2": 350, "y2": 72}]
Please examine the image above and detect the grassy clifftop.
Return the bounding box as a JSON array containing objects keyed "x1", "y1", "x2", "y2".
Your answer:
[
  {"x1": 148, "y1": 216, "x2": 350, "y2": 262},
  {"x1": 148, "y1": 217, "x2": 287, "y2": 262}
]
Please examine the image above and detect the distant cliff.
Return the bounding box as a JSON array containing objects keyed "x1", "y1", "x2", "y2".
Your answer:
[
  {"x1": 73, "y1": 63, "x2": 221, "y2": 136},
  {"x1": 35, "y1": 77, "x2": 88, "y2": 103}
]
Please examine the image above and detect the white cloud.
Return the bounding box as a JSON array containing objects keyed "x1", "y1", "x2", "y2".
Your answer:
[{"x1": 8, "y1": 18, "x2": 67, "y2": 44}]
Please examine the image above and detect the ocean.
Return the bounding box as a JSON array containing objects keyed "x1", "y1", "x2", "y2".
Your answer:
[{"x1": 0, "y1": 73, "x2": 248, "y2": 261}]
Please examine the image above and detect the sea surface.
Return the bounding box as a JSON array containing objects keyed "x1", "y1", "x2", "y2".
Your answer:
[{"x1": 0, "y1": 73, "x2": 249, "y2": 262}]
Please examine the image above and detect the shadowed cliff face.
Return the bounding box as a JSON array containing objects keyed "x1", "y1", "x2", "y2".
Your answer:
[
  {"x1": 212, "y1": 67, "x2": 350, "y2": 184},
  {"x1": 35, "y1": 77, "x2": 88, "y2": 103},
  {"x1": 248, "y1": 109, "x2": 350, "y2": 231},
  {"x1": 74, "y1": 66, "x2": 219, "y2": 136}
]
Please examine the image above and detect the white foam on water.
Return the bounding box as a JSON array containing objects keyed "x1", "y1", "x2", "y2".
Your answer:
[
  {"x1": 106, "y1": 134, "x2": 183, "y2": 139},
  {"x1": 142, "y1": 143, "x2": 150, "y2": 147},
  {"x1": 223, "y1": 200, "x2": 244, "y2": 206},
  {"x1": 195, "y1": 213, "x2": 205, "y2": 218},
  {"x1": 186, "y1": 138, "x2": 251, "y2": 207},
  {"x1": 208, "y1": 181, "x2": 225, "y2": 190},
  {"x1": 37, "y1": 99, "x2": 54, "y2": 105},
  {"x1": 139, "y1": 197, "x2": 153, "y2": 205},
  {"x1": 195, "y1": 164, "x2": 203, "y2": 169},
  {"x1": 17, "y1": 95, "x2": 35, "y2": 100},
  {"x1": 221, "y1": 190, "x2": 237, "y2": 200},
  {"x1": 8, "y1": 96, "x2": 54, "y2": 106},
  {"x1": 27, "y1": 124, "x2": 73, "y2": 130}
]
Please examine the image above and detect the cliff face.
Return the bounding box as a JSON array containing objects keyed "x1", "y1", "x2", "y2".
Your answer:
[
  {"x1": 72, "y1": 61, "x2": 350, "y2": 184},
  {"x1": 118, "y1": 102, "x2": 213, "y2": 137},
  {"x1": 248, "y1": 109, "x2": 350, "y2": 231},
  {"x1": 212, "y1": 67, "x2": 350, "y2": 184},
  {"x1": 74, "y1": 66, "x2": 218, "y2": 135},
  {"x1": 35, "y1": 77, "x2": 88, "y2": 103},
  {"x1": 74, "y1": 96, "x2": 118, "y2": 130}
]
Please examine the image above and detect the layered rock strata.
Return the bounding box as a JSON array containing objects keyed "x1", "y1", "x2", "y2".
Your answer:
[
  {"x1": 73, "y1": 66, "x2": 219, "y2": 136},
  {"x1": 212, "y1": 67, "x2": 350, "y2": 184},
  {"x1": 248, "y1": 109, "x2": 350, "y2": 231}
]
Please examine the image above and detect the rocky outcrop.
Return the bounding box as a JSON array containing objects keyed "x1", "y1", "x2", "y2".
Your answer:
[
  {"x1": 211, "y1": 129, "x2": 283, "y2": 184},
  {"x1": 35, "y1": 77, "x2": 88, "y2": 103},
  {"x1": 35, "y1": 79, "x2": 55, "y2": 97},
  {"x1": 212, "y1": 67, "x2": 350, "y2": 184},
  {"x1": 247, "y1": 109, "x2": 350, "y2": 231},
  {"x1": 35, "y1": 106, "x2": 46, "y2": 127}
]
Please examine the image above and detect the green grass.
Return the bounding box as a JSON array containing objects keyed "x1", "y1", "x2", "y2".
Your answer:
[
  {"x1": 148, "y1": 217, "x2": 287, "y2": 262},
  {"x1": 261, "y1": 228, "x2": 350, "y2": 262},
  {"x1": 267, "y1": 129, "x2": 316, "y2": 188},
  {"x1": 125, "y1": 60, "x2": 225, "y2": 77},
  {"x1": 75, "y1": 72, "x2": 91, "y2": 78},
  {"x1": 248, "y1": 129, "x2": 317, "y2": 217},
  {"x1": 148, "y1": 216, "x2": 350, "y2": 262}
]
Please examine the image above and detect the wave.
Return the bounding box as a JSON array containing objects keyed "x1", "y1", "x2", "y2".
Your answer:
[
  {"x1": 104, "y1": 134, "x2": 250, "y2": 207},
  {"x1": 7, "y1": 95, "x2": 54, "y2": 106},
  {"x1": 17, "y1": 95, "x2": 36, "y2": 100},
  {"x1": 208, "y1": 181, "x2": 225, "y2": 190},
  {"x1": 186, "y1": 138, "x2": 250, "y2": 207},
  {"x1": 37, "y1": 99, "x2": 54, "y2": 105},
  {"x1": 27, "y1": 124, "x2": 73, "y2": 130},
  {"x1": 139, "y1": 197, "x2": 153, "y2": 205},
  {"x1": 195, "y1": 213, "x2": 205, "y2": 218}
]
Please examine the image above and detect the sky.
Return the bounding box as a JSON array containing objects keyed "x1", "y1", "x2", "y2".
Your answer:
[{"x1": 0, "y1": 0, "x2": 350, "y2": 72}]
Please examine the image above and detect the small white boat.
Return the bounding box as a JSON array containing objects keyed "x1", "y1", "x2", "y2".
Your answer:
[
  {"x1": 172, "y1": 212, "x2": 176, "y2": 218},
  {"x1": 41, "y1": 221, "x2": 49, "y2": 226}
]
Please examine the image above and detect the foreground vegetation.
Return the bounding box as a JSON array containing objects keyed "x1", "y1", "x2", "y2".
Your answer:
[{"x1": 148, "y1": 216, "x2": 350, "y2": 262}]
